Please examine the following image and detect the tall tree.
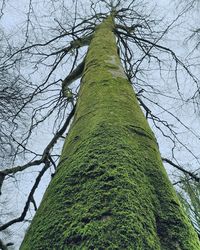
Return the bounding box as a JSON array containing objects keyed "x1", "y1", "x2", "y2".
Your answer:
[
  {"x1": 20, "y1": 14, "x2": 200, "y2": 249},
  {"x1": 1, "y1": 0, "x2": 200, "y2": 248}
]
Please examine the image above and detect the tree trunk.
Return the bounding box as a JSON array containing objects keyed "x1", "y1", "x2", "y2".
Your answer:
[{"x1": 20, "y1": 15, "x2": 200, "y2": 250}]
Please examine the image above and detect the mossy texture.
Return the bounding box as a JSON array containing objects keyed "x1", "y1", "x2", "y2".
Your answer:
[{"x1": 20, "y1": 16, "x2": 200, "y2": 249}]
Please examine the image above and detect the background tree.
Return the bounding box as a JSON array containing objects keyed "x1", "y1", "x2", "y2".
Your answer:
[
  {"x1": 178, "y1": 176, "x2": 200, "y2": 237},
  {"x1": 172, "y1": 0, "x2": 200, "y2": 236},
  {"x1": 0, "y1": 27, "x2": 31, "y2": 248},
  {"x1": 177, "y1": 0, "x2": 200, "y2": 50},
  {"x1": 0, "y1": 0, "x2": 200, "y2": 248}
]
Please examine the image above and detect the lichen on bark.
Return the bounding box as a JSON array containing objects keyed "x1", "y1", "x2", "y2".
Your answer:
[{"x1": 20, "y1": 15, "x2": 200, "y2": 250}]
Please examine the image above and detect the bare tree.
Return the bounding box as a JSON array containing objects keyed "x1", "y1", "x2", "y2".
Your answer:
[
  {"x1": 178, "y1": 176, "x2": 200, "y2": 238},
  {"x1": 176, "y1": 0, "x2": 200, "y2": 50},
  {"x1": 0, "y1": 30, "x2": 30, "y2": 164},
  {"x1": 0, "y1": 0, "x2": 199, "y2": 248}
]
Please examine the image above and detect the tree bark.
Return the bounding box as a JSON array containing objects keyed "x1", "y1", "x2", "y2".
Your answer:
[{"x1": 20, "y1": 15, "x2": 200, "y2": 250}]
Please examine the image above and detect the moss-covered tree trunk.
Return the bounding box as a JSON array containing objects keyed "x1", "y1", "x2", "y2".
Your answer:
[{"x1": 20, "y1": 16, "x2": 200, "y2": 250}]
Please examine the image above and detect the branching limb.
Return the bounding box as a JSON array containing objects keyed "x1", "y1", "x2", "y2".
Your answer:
[
  {"x1": 62, "y1": 59, "x2": 85, "y2": 96},
  {"x1": 162, "y1": 157, "x2": 200, "y2": 182},
  {"x1": 41, "y1": 104, "x2": 76, "y2": 160},
  {"x1": 30, "y1": 196, "x2": 37, "y2": 211},
  {"x1": 0, "y1": 105, "x2": 76, "y2": 195},
  {"x1": 49, "y1": 34, "x2": 93, "y2": 57},
  {"x1": 0, "y1": 160, "x2": 50, "y2": 231},
  {"x1": 115, "y1": 24, "x2": 142, "y2": 34},
  {"x1": 137, "y1": 96, "x2": 151, "y2": 119}
]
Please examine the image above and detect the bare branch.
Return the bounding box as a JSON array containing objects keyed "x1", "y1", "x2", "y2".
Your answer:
[
  {"x1": 0, "y1": 161, "x2": 50, "y2": 231},
  {"x1": 0, "y1": 105, "x2": 76, "y2": 194},
  {"x1": 162, "y1": 157, "x2": 200, "y2": 182}
]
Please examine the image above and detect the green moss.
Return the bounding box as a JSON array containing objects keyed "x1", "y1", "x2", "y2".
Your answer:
[{"x1": 20, "y1": 16, "x2": 200, "y2": 249}]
